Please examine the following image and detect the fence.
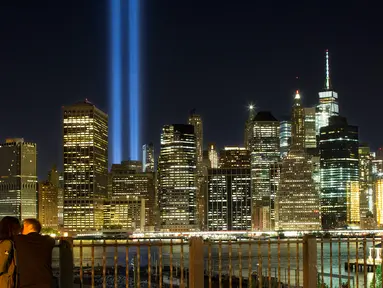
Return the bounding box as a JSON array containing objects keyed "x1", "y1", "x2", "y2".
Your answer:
[{"x1": 56, "y1": 235, "x2": 383, "y2": 288}]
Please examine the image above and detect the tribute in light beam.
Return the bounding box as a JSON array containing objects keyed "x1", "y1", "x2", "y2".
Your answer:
[
  {"x1": 110, "y1": 0, "x2": 122, "y2": 164},
  {"x1": 128, "y1": 0, "x2": 140, "y2": 160}
]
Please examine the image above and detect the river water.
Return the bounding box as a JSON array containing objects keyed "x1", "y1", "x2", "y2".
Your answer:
[{"x1": 52, "y1": 239, "x2": 379, "y2": 288}]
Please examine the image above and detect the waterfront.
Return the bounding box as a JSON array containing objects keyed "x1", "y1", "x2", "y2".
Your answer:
[{"x1": 52, "y1": 238, "x2": 380, "y2": 287}]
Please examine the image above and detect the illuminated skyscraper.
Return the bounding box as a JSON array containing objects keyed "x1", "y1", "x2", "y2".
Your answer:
[
  {"x1": 188, "y1": 110, "x2": 203, "y2": 164},
  {"x1": 63, "y1": 100, "x2": 108, "y2": 232},
  {"x1": 142, "y1": 143, "x2": 155, "y2": 172},
  {"x1": 38, "y1": 180, "x2": 58, "y2": 229},
  {"x1": 279, "y1": 118, "x2": 291, "y2": 158},
  {"x1": 304, "y1": 107, "x2": 317, "y2": 149},
  {"x1": 316, "y1": 50, "x2": 339, "y2": 135},
  {"x1": 319, "y1": 116, "x2": 359, "y2": 228},
  {"x1": 220, "y1": 146, "x2": 251, "y2": 168},
  {"x1": 248, "y1": 111, "x2": 280, "y2": 231},
  {"x1": 208, "y1": 143, "x2": 219, "y2": 168},
  {"x1": 158, "y1": 124, "x2": 197, "y2": 231},
  {"x1": 188, "y1": 111, "x2": 205, "y2": 229},
  {"x1": 244, "y1": 104, "x2": 256, "y2": 149},
  {"x1": 207, "y1": 168, "x2": 252, "y2": 231},
  {"x1": 375, "y1": 176, "x2": 383, "y2": 227},
  {"x1": 275, "y1": 91, "x2": 321, "y2": 231},
  {"x1": 359, "y1": 144, "x2": 374, "y2": 220},
  {"x1": 0, "y1": 138, "x2": 37, "y2": 220},
  {"x1": 110, "y1": 160, "x2": 156, "y2": 229}
]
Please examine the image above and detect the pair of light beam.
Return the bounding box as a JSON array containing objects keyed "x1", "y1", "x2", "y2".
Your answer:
[{"x1": 110, "y1": 0, "x2": 140, "y2": 164}]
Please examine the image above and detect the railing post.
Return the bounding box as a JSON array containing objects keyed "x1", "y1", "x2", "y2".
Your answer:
[
  {"x1": 189, "y1": 237, "x2": 204, "y2": 288},
  {"x1": 60, "y1": 237, "x2": 74, "y2": 288},
  {"x1": 303, "y1": 235, "x2": 317, "y2": 288}
]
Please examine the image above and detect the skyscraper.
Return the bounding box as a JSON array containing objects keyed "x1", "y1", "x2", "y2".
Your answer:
[
  {"x1": 304, "y1": 107, "x2": 317, "y2": 149},
  {"x1": 359, "y1": 144, "x2": 374, "y2": 221},
  {"x1": 38, "y1": 180, "x2": 58, "y2": 229},
  {"x1": 248, "y1": 111, "x2": 280, "y2": 231},
  {"x1": 244, "y1": 104, "x2": 256, "y2": 149},
  {"x1": 208, "y1": 143, "x2": 219, "y2": 168},
  {"x1": 110, "y1": 160, "x2": 156, "y2": 229},
  {"x1": 188, "y1": 111, "x2": 205, "y2": 229},
  {"x1": 158, "y1": 124, "x2": 197, "y2": 231},
  {"x1": 188, "y1": 110, "x2": 203, "y2": 164},
  {"x1": 207, "y1": 168, "x2": 252, "y2": 231},
  {"x1": 279, "y1": 118, "x2": 291, "y2": 158},
  {"x1": 220, "y1": 146, "x2": 251, "y2": 168},
  {"x1": 63, "y1": 100, "x2": 108, "y2": 232},
  {"x1": 142, "y1": 143, "x2": 155, "y2": 172},
  {"x1": 316, "y1": 50, "x2": 339, "y2": 135},
  {"x1": 319, "y1": 116, "x2": 359, "y2": 228},
  {"x1": 275, "y1": 91, "x2": 321, "y2": 231},
  {"x1": 0, "y1": 138, "x2": 37, "y2": 220}
]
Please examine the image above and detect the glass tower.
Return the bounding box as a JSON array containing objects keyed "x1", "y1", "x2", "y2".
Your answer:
[
  {"x1": 0, "y1": 138, "x2": 37, "y2": 220},
  {"x1": 63, "y1": 100, "x2": 108, "y2": 232},
  {"x1": 319, "y1": 116, "x2": 359, "y2": 229},
  {"x1": 158, "y1": 124, "x2": 197, "y2": 231},
  {"x1": 279, "y1": 119, "x2": 291, "y2": 158},
  {"x1": 316, "y1": 50, "x2": 339, "y2": 135},
  {"x1": 142, "y1": 143, "x2": 155, "y2": 172}
]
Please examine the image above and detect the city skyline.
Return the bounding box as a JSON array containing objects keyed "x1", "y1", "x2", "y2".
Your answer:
[{"x1": 0, "y1": 1, "x2": 381, "y2": 178}]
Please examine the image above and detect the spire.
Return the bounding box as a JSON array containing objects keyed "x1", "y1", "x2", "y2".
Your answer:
[
  {"x1": 325, "y1": 49, "x2": 331, "y2": 90},
  {"x1": 248, "y1": 103, "x2": 256, "y2": 120}
]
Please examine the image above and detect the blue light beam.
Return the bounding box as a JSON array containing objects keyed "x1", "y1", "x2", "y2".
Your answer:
[
  {"x1": 110, "y1": 0, "x2": 122, "y2": 164},
  {"x1": 128, "y1": 0, "x2": 140, "y2": 160}
]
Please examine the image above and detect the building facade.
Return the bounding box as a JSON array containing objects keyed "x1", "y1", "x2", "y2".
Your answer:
[
  {"x1": 279, "y1": 119, "x2": 291, "y2": 158},
  {"x1": 319, "y1": 116, "x2": 359, "y2": 229},
  {"x1": 359, "y1": 144, "x2": 374, "y2": 221},
  {"x1": 248, "y1": 111, "x2": 280, "y2": 231},
  {"x1": 208, "y1": 143, "x2": 219, "y2": 168},
  {"x1": 219, "y1": 147, "x2": 251, "y2": 168},
  {"x1": 142, "y1": 143, "x2": 155, "y2": 172},
  {"x1": 158, "y1": 124, "x2": 197, "y2": 231},
  {"x1": 63, "y1": 100, "x2": 108, "y2": 232},
  {"x1": 275, "y1": 91, "x2": 321, "y2": 231},
  {"x1": 110, "y1": 160, "x2": 156, "y2": 228},
  {"x1": 304, "y1": 107, "x2": 317, "y2": 149},
  {"x1": 103, "y1": 197, "x2": 145, "y2": 231},
  {"x1": 0, "y1": 138, "x2": 37, "y2": 220},
  {"x1": 207, "y1": 168, "x2": 252, "y2": 231},
  {"x1": 38, "y1": 181, "x2": 58, "y2": 229}
]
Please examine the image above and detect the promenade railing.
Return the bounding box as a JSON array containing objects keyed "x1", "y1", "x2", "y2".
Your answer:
[{"x1": 56, "y1": 235, "x2": 383, "y2": 288}]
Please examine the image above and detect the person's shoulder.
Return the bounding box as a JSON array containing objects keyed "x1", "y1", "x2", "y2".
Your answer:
[{"x1": 41, "y1": 235, "x2": 55, "y2": 246}]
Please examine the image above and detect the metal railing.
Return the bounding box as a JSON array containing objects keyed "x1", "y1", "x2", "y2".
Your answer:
[{"x1": 56, "y1": 235, "x2": 383, "y2": 288}]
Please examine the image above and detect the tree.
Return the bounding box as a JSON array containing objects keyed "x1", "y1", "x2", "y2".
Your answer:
[{"x1": 370, "y1": 266, "x2": 382, "y2": 288}]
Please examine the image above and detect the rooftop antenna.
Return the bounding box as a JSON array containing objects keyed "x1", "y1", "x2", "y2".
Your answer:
[{"x1": 325, "y1": 49, "x2": 331, "y2": 90}]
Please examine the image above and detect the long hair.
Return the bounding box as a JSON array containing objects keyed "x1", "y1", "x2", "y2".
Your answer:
[{"x1": 0, "y1": 216, "x2": 20, "y2": 241}]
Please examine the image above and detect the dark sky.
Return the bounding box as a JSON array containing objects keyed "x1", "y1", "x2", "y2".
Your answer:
[{"x1": 0, "y1": 1, "x2": 382, "y2": 178}]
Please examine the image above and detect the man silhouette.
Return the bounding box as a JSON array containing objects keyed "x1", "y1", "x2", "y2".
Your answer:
[{"x1": 14, "y1": 219, "x2": 55, "y2": 288}]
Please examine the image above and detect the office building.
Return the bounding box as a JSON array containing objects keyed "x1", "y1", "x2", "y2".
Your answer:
[
  {"x1": 319, "y1": 116, "x2": 359, "y2": 228},
  {"x1": 316, "y1": 50, "x2": 339, "y2": 135},
  {"x1": 279, "y1": 118, "x2": 291, "y2": 158},
  {"x1": 275, "y1": 91, "x2": 321, "y2": 231},
  {"x1": 248, "y1": 111, "x2": 280, "y2": 231},
  {"x1": 103, "y1": 196, "x2": 145, "y2": 231},
  {"x1": 158, "y1": 124, "x2": 197, "y2": 231},
  {"x1": 110, "y1": 160, "x2": 156, "y2": 228},
  {"x1": 38, "y1": 181, "x2": 58, "y2": 229},
  {"x1": 244, "y1": 104, "x2": 256, "y2": 149},
  {"x1": 142, "y1": 143, "x2": 155, "y2": 172},
  {"x1": 63, "y1": 100, "x2": 108, "y2": 232},
  {"x1": 208, "y1": 143, "x2": 219, "y2": 168},
  {"x1": 188, "y1": 110, "x2": 203, "y2": 164},
  {"x1": 304, "y1": 107, "x2": 317, "y2": 149},
  {"x1": 359, "y1": 144, "x2": 374, "y2": 221},
  {"x1": 220, "y1": 146, "x2": 251, "y2": 168},
  {"x1": 0, "y1": 138, "x2": 37, "y2": 220},
  {"x1": 207, "y1": 168, "x2": 252, "y2": 231}
]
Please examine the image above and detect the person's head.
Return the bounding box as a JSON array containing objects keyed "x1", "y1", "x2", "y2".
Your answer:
[
  {"x1": 21, "y1": 219, "x2": 42, "y2": 235},
  {"x1": 0, "y1": 216, "x2": 21, "y2": 241}
]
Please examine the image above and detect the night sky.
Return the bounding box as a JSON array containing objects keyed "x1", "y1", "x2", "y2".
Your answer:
[{"x1": 0, "y1": 1, "x2": 381, "y2": 178}]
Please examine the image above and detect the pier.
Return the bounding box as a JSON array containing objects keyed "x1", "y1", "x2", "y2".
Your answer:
[{"x1": 345, "y1": 259, "x2": 382, "y2": 272}]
